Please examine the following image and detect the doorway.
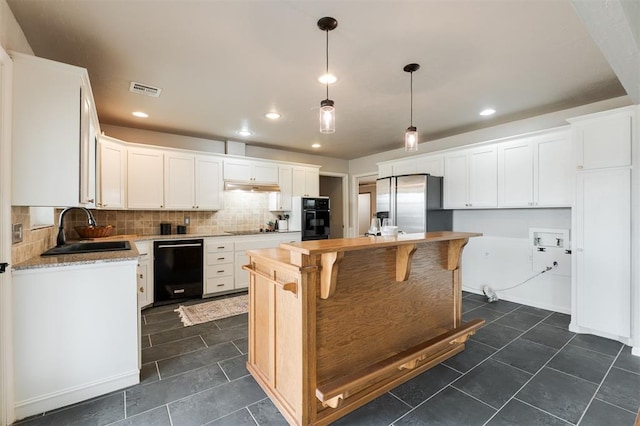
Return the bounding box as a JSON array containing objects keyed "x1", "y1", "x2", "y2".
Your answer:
[
  {"x1": 319, "y1": 173, "x2": 347, "y2": 239},
  {"x1": 0, "y1": 46, "x2": 14, "y2": 426},
  {"x1": 351, "y1": 172, "x2": 378, "y2": 237}
]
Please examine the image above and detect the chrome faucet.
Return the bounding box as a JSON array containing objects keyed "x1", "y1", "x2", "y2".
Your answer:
[{"x1": 56, "y1": 207, "x2": 97, "y2": 247}]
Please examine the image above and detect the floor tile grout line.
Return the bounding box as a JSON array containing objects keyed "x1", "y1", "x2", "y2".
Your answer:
[
  {"x1": 200, "y1": 334, "x2": 209, "y2": 348},
  {"x1": 122, "y1": 392, "x2": 126, "y2": 420},
  {"x1": 218, "y1": 361, "x2": 231, "y2": 382},
  {"x1": 575, "y1": 344, "x2": 626, "y2": 425},
  {"x1": 611, "y1": 364, "x2": 640, "y2": 377},
  {"x1": 155, "y1": 361, "x2": 162, "y2": 381},
  {"x1": 387, "y1": 384, "x2": 453, "y2": 425},
  {"x1": 481, "y1": 333, "x2": 578, "y2": 426},
  {"x1": 568, "y1": 341, "x2": 623, "y2": 358},
  {"x1": 593, "y1": 396, "x2": 639, "y2": 415},
  {"x1": 166, "y1": 404, "x2": 174, "y2": 426},
  {"x1": 545, "y1": 365, "x2": 609, "y2": 386},
  {"x1": 512, "y1": 396, "x2": 580, "y2": 425},
  {"x1": 387, "y1": 390, "x2": 414, "y2": 409},
  {"x1": 449, "y1": 383, "x2": 503, "y2": 411}
]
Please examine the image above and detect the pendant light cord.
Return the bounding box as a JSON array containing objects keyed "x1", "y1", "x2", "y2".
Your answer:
[
  {"x1": 325, "y1": 29, "x2": 329, "y2": 100},
  {"x1": 410, "y1": 71, "x2": 413, "y2": 127}
]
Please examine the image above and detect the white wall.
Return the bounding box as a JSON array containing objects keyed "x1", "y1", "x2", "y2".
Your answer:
[
  {"x1": 455, "y1": 209, "x2": 572, "y2": 313},
  {"x1": 0, "y1": 0, "x2": 32, "y2": 55}
]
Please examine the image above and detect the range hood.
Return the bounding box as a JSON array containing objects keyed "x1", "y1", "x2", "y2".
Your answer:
[{"x1": 224, "y1": 181, "x2": 280, "y2": 192}]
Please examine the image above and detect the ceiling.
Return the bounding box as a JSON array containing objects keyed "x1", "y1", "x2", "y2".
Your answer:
[{"x1": 7, "y1": 0, "x2": 628, "y2": 160}]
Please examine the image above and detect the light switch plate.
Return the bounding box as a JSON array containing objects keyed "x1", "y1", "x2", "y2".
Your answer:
[{"x1": 12, "y1": 223, "x2": 23, "y2": 243}]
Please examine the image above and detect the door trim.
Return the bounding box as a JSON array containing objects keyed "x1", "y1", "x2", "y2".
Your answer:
[
  {"x1": 319, "y1": 172, "x2": 348, "y2": 238},
  {"x1": 0, "y1": 46, "x2": 15, "y2": 426}
]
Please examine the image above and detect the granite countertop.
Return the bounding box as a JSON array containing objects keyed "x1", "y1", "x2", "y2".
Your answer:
[
  {"x1": 13, "y1": 239, "x2": 140, "y2": 271},
  {"x1": 13, "y1": 230, "x2": 301, "y2": 271}
]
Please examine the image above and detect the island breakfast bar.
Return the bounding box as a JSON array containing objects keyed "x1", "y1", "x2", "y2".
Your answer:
[{"x1": 243, "y1": 231, "x2": 483, "y2": 426}]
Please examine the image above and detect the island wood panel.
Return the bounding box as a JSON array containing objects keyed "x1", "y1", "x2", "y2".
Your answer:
[
  {"x1": 246, "y1": 232, "x2": 482, "y2": 426},
  {"x1": 315, "y1": 242, "x2": 453, "y2": 384}
]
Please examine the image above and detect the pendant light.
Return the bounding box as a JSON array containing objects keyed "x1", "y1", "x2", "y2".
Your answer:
[
  {"x1": 404, "y1": 63, "x2": 420, "y2": 151},
  {"x1": 318, "y1": 17, "x2": 337, "y2": 134}
]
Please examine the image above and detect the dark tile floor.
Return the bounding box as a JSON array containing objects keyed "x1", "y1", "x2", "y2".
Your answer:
[{"x1": 14, "y1": 292, "x2": 640, "y2": 426}]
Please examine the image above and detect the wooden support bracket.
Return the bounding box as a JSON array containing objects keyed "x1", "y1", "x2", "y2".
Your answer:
[
  {"x1": 242, "y1": 264, "x2": 298, "y2": 295},
  {"x1": 396, "y1": 244, "x2": 417, "y2": 281},
  {"x1": 320, "y1": 251, "x2": 344, "y2": 299},
  {"x1": 447, "y1": 238, "x2": 469, "y2": 271}
]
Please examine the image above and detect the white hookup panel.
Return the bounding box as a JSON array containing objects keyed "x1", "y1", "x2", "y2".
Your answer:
[{"x1": 529, "y1": 228, "x2": 571, "y2": 276}]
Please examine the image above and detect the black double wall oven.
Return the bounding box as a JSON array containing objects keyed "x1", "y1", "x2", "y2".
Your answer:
[{"x1": 301, "y1": 197, "x2": 330, "y2": 241}]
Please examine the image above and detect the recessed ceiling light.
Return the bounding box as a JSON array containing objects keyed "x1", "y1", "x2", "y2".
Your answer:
[
  {"x1": 312, "y1": 143, "x2": 321, "y2": 149},
  {"x1": 265, "y1": 112, "x2": 281, "y2": 120},
  {"x1": 479, "y1": 108, "x2": 496, "y2": 116},
  {"x1": 236, "y1": 129, "x2": 252, "y2": 137},
  {"x1": 132, "y1": 111, "x2": 149, "y2": 118},
  {"x1": 318, "y1": 74, "x2": 337, "y2": 84}
]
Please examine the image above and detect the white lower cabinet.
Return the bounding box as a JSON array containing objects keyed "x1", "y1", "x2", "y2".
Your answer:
[
  {"x1": 135, "y1": 241, "x2": 153, "y2": 309},
  {"x1": 204, "y1": 239, "x2": 235, "y2": 295},
  {"x1": 12, "y1": 261, "x2": 139, "y2": 419},
  {"x1": 572, "y1": 168, "x2": 631, "y2": 340}
]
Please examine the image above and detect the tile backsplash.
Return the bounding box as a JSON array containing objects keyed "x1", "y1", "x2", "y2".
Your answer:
[{"x1": 11, "y1": 191, "x2": 284, "y2": 264}]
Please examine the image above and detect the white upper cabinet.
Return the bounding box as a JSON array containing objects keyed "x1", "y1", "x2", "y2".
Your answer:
[
  {"x1": 163, "y1": 152, "x2": 224, "y2": 210},
  {"x1": 534, "y1": 132, "x2": 572, "y2": 207},
  {"x1": 445, "y1": 145, "x2": 497, "y2": 208},
  {"x1": 497, "y1": 130, "x2": 571, "y2": 208},
  {"x1": 97, "y1": 136, "x2": 127, "y2": 209},
  {"x1": 269, "y1": 166, "x2": 293, "y2": 211},
  {"x1": 497, "y1": 139, "x2": 533, "y2": 207},
  {"x1": 164, "y1": 152, "x2": 196, "y2": 210},
  {"x1": 570, "y1": 107, "x2": 632, "y2": 170},
  {"x1": 292, "y1": 166, "x2": 320, "y2": 197},
  {"x1": 127, "y1": 146, "x2": 164, "y2": 209},
  {"x1": 11, "y1": 52, "x2": 99, "y2": 207},
  {"x1": 223, "y1": 158, "x2": 278, "y2": 183},
  {"x1": 195, "y1": 155, "x2": 223, "y2": 210}
]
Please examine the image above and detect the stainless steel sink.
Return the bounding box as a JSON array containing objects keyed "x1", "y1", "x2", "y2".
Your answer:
[{"x1": 41, "y1": 240, "x2": 131, "y2": 256}]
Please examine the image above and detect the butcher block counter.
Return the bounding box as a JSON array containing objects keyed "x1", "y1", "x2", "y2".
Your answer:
[{"x1": 243, "y1": 231, "x2": 484, "y2": 426}]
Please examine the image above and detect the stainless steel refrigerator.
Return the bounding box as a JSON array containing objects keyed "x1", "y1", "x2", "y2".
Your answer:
[{"x1": 376, "y1": 174, "x2": 452, "y2": 233}]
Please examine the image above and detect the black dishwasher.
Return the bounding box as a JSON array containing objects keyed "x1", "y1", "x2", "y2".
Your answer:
[{"x1": 154, "y1": 239, "x2": 203, "y2": 304}]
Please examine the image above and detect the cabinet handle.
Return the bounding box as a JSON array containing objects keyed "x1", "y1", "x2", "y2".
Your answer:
[
  {"x1": 217, "y1": 284, "x2": 225, "y2": 287},
  {"x1": 139, "y1": 286, "x2": 144, "y2": 292},
  {"x1": 88, "y1": 199, "x2": 94, "y2": 203},
  {"x1": 577, "y1": 165, "x2": 583, "y2": 170},
  {"x1": 217, "y1": 257, "x2": 226, "y2": 260},
  {"x1": 217, "y1": 270, "x2": 224, "y2": 273},
  {"x1": 139, "y1": 274, "x2": 144, "y2": 279}
]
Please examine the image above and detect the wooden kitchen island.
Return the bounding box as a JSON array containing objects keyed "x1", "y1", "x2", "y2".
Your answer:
[{"x1": 243, "y1": 231, "x2": 483, "y2": 426}]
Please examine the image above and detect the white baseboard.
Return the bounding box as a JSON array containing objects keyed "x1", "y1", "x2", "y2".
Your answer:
[
  {"x1": 462, "y1": 286, "x2": 570, "y2": 315},
  {"x1": 14, "y1": 369, "x2": 139, "y2": 421},
  {"x1": 568, "y1": 321, "x2": 633, "y2": 347}
]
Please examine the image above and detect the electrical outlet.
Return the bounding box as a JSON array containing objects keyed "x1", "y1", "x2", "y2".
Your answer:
[
  {"x1": 184, "y1": 217, "x2": 190, "y2": 225},
  {"x1": 12, "y1": 223, "x2": 23, "y2": 243}
]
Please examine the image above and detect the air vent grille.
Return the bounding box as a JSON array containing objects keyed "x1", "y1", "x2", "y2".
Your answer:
[{"x1": 129, "y1": 81, "x2": 162, "y2": 97}]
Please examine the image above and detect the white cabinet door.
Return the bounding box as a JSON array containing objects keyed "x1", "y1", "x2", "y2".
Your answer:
[
  {"x1": 195, "y1": 155, "x2": 223, "y2": 210},
  {"x1": 11, "y1": 52, "x2": 97, "y2": 207},
  {"x1": 574, "y1": 110, "x2": 632, "y2": 170},
  {"x1": 270, "y1": 166, "x2": 293, "y2": 211},
  {"x1": 234, "y1": 252, "x2": 249, "y2": 289},
  {"x1": 292, "y1": 166, "x2": 320, "y2": 197},
  {"x1": 79, "y1": 94, "x2": 97, "y2": 207},
  {"x1": 444, "y1": 152, "x2": 468, "y2": 208},
  {"x1": 97, "y1": 137, "x2": 127, "y2": 209},
  {"x1": 468, "y1": 145, "x2": 497, "y2": 207},
  {"x1": 498, "y1": 140, "x2": 533, "y2": 207},
  {"x1": 574, "y1": 168, "x2": 630, "y2": 338},
  {"x1": 164, "y1": 152, "x2": 195, "y2": 210},
  {"x1": 534, "y1": 135, "x2": 572, "y2": 207},
  {"x1": 253, "y1": 162, "x2": 279, "y2": 183},
  {"x1": 127, "y1": 147, "x2": 164, "y2": 209},
  {"x1": 223, "y1": 158, "x2": 278, "y2": 183},
  {"x1": 393, "y1": 159, "x2": 418, "y2": 176}
]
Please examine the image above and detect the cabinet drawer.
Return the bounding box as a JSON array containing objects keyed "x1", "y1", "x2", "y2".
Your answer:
[
  {"x1": 207, "y1": 252, "x2": 234, "y2": 265},
  {"x1": 207, "y1": 263, "x2": 233, "y2": 278},
  {"x1": 205, "y1": 277, "x2": 234, "y2": 294},
  {"x1": 206, "y1": 242, "x2": 235, "y2": 253}
]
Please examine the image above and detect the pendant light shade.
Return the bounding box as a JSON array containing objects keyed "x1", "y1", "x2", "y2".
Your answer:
[
  {"x1": 404, "y1": 63, "x2": 420, "y2": 152},
  {"x1": 318, "y1": 17, "x2": 337, "y2": 134}
]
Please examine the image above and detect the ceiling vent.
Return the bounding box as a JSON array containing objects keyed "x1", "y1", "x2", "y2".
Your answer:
[{"x1": 129, "y1": 81, "x2": 162, "y2": 97}]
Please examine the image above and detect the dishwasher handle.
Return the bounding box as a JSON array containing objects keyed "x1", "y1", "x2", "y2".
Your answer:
[{"x1": 157, "y1": 243, "x2": 203, "y2": 249}]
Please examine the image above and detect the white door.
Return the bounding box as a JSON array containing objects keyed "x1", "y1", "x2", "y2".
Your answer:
[
  {"x1": 127, "y1": 147, "x2": 164, "y2": 209},
  {"x1": 97, "y1": 138, "x2": 126, "y2": 209},
  {"x1": 575, "y1": 168, "x2": 631, "y2": 337},
  {"x1": 468, "y1": 145, "x2": 498, "y2": 207},
  {"x1": 535, "y1": 136, "x2": 572, "y2": 206},
  {"x1": 358, "y1": 193, "x2": 371, "y2": 236},
  {"x1": 195, "y1": 156, "x2": 223, "y2": 210},
  {"x1": 164, "y1": 152, "x2": 195, "y2": 209},
  {"x1": 0, "y1": 46, "x2": 15, "y2": 426},
  {"x1": 498, "y1": 140, "x2": 533, "y2": 207},
  {"x1": 444, "y1": 152, "x2": 468, "y2": 208}
]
